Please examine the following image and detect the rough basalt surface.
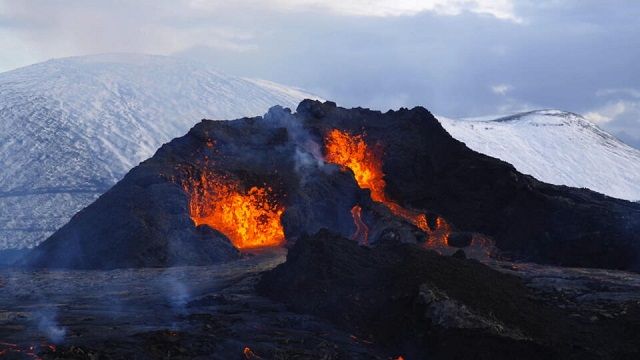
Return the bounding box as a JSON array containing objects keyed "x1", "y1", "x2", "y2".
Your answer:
[
  {"x1": 258, "y1": 230, "x2": 640, "y2": 359},
  {"x1": 23, "y1": 100, "x2": 640, "y2": 270},
  {"x1": 0, "y1": 250, "x2": 389, "y2": 360}
]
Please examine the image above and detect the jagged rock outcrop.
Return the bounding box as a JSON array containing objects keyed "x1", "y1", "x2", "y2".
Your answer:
[
  {"x1": 24, "y1": 100, "x2": 640, "y2": 270},
  {"x1": 258, "y1": 230, "x2": 640, "y2": 359}
]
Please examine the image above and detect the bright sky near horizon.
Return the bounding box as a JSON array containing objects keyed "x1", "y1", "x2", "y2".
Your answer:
[{"x1": 1, "y1": 0, "x2": 639, "y2": 148}]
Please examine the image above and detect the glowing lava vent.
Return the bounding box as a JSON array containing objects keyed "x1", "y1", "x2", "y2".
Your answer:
[
  {"x1": 181, "y1": 170, "x2": 285, "y2": 249},
  {"x1": 324, "y1": 129, "x2": 450, "y2": 246}
]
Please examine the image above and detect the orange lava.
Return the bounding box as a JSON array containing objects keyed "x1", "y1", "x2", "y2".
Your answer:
[
  {"x1": 243, "y1": 347, "x2": 258, "y2": 359},
  {"x1": 350, "y1": 205, "x2": 369, "y2": 245},
  {"x1": 425, "y1": 216, "x2": 451, "y2": 247},
  {"x1": 325, "y1": 129, "x2": 387, "y2": 203},
  {"x1": 181, "y1": 170, "x2": 285, "y2": 249},
  {"x1": 324, "y1": 129, "x2": 451, "y2": 245}
]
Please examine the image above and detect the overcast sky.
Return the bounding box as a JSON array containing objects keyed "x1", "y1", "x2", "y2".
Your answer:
[{"x1": 1, "y1": 0, "x2": 639, "y2": 148}]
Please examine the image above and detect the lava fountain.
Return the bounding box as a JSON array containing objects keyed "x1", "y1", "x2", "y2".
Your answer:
[
  {"x1": 181, "y1": 170, "x2": 285, "y2": 249},
  {"x1": 324, "y1": 129, "x2": 450, "y2": 246}
]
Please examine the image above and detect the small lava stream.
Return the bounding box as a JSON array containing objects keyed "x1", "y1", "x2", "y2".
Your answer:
[{"x1": 324, "y1": 129, "x2": 451, "y2": 246}]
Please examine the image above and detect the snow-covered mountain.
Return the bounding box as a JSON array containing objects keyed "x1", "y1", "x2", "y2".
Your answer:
[
  {"x1": 0, "y1": 53, "x2": 319, "y2": 249},
  {"x1": 439, "y1": 110, "x2": 640, "y2": 201}
]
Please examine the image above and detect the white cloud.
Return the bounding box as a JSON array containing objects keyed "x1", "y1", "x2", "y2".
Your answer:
[
  {"x1": 495, "y1": 101, "x2": 536, "y2": 115},
  {"x1": 585, "y1": 100, "x2": 630, "y2": 124},
  {"x1": 0, "y1": 0, "x2": 259, "y2": 72},
  {"x1": 491, "y1": 83, "x2": 513, "y2": 96},
  {"x1": 587, "y1": 89, "x2": 640, "y2": 132},
  {"x1": 0, "y1": 0, "x2": 522, "y2": 73},
  {"x1": 583, "y1": 99, "x2": 640, "y2": 148},
  {"x1": 190, "y1": 0, "x2": 521, "y2": 22}
]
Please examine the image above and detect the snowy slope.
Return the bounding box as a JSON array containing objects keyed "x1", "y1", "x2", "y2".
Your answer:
[
  {"x1": 439, "y1": 110, "x2": 640, "y2": 201},
  {"x1": 0, "y1": 53, "x2": 319, "y2": 249}
]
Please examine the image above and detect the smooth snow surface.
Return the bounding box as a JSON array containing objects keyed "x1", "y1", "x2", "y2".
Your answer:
[
  {"x1": 439, "y1": 110, "x2": 640, "y2": 202},
  {"x1": 0, "y1": 54, "x2": 319, "y2": 249}
]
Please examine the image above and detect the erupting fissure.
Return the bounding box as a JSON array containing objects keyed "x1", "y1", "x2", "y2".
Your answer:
[
  {"x1": 324, "y1": 129, "x2": 450, "y2": 246},
  {"x1": 180, "y1": 169, "x2": 285, "y2": 249}
]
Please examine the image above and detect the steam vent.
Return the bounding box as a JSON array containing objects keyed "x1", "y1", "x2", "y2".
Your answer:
[{"x1": 25, "y1": 100, "x2": 640, "y2": 270}]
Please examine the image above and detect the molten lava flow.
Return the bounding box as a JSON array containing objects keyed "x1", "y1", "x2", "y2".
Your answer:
[
  {"x1": 350, "y1": 205, "x2": 369, "y2": 245},
  {"x1": 425, "y1": 217, "x2": 451, "y2": 248},
  {"x1": 181, "y1": 170, "x2": 285, "y2": 249},
  {"x1": 243, "y1": 347, "x2": 258, "y2": 359},
  {"x1": 324, "y1": 129, "x2": 451, "y2": 245},
  {"x1": 325, "y1": 129, "x2": 386, "y2": 202}
]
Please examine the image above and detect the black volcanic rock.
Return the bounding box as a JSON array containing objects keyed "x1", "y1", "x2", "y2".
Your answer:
[
  {"x1": 24, "y1": 100, "x2": 640, "y2": 270},
  {"x1": 258, "y1": 230, "x2": 640, "y2": 359},
  {"x1": 25, "y1": 164, "x2": 240, "y2": 269},
  {"x1": 447, "y1": 232, "x2": 473, "y2": 248},
  {"x1": 296, "y1": 100, "x2": 640, "y2": 270}
]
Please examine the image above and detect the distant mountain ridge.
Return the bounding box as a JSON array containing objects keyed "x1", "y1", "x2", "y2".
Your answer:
[
  {"x1": 0, "y1": 53, "x2": 319, "y2": 249},
  {"x1": 439, "y1": 109, "x2": 640, "y2": 201}
]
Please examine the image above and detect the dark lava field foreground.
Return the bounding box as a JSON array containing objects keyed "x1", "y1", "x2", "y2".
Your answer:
[{"x1": 1, "y1": 240, "x2": 640, "y2": 359}]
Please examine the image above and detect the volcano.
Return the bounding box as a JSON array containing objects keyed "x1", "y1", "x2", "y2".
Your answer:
[{"x1": 24, "y1": 100, "x2": 640, "y2": 271}]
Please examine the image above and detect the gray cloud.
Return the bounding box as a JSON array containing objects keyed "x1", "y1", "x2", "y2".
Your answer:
[{"x1": 0, "y1": 0, "x2": 638, "y2": 148}]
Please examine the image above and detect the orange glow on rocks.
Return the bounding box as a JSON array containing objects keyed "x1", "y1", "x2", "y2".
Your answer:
[
  {"x1": 181, "y1": 170, "x2": 285, "y2": 249},
  {"x1": 243, "y1": 347, "x2": 257, "y2": 359},
  {"x1": 350, "y1": 205, "x2": 369, "y2": 245},
  {"x1": 425, "y1": 217, "x2": 451, "y2": 248},
  {"x1": 324, "y1": 129, "x2": 451, "y2": 245},
  {"x1": 0, "y1": 341, "x2": 49, "y2": 359}
]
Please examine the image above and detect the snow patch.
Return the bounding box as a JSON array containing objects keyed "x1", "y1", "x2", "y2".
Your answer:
[{"x1": 439, "y1": 110, "x2": 640, "y2": 201}]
